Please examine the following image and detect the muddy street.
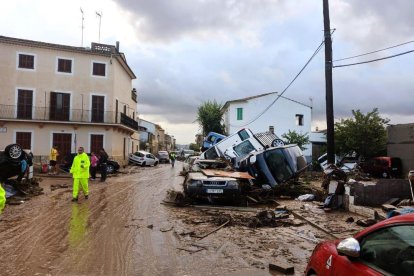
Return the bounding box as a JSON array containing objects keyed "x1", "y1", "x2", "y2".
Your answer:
[{"x1": 0, "y1": 163, "x2": 368, "y2": 276}]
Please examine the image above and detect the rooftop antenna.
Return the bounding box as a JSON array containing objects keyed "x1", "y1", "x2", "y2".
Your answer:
[
  {"x1": 80, "y1": 7, "x2": 85, "y2": 47},
  {"x1": 96, "y1": 11, "x2": 102, "y2": 43}
]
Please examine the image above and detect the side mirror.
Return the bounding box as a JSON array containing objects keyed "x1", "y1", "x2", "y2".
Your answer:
[{"x1": 337, "y1": 237, "x2": 360, "y2": 258}]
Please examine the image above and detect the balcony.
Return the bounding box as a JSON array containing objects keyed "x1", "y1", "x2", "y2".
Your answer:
[{"x1": 0, "y1": 104, "x2": 139, "y2": 131}]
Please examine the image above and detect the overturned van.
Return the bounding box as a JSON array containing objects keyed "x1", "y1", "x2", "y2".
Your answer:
[{"x1": 238, "y1": 145, "x2": 308, "y2": 188}]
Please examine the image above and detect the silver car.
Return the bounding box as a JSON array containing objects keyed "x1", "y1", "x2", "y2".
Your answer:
[{"x1": 129, "y1": 151, "x2": 159, "y2": 167}]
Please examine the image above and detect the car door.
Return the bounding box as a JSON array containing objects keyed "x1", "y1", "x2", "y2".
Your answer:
[
  {"x1": 146, "y1": 154, "x2": 154, "y2": 165},
  {"x1": 332, "y1": 224, "x2": 414, "y2": 275}
]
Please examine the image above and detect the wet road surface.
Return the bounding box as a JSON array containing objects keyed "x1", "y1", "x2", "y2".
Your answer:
[{"x1": 0, "y1": 163, "x2": 367, "y2": 275}]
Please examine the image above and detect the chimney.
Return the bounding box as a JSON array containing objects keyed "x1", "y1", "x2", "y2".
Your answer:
[
  {"x1": 116, "y1": 41, "x2": 120, "y2": 52},
  {"x1": 269, "y1": 126, "x2": 274, "y2": 134}
]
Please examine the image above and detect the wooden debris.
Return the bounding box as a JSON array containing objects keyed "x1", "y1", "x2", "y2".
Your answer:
[
  {"x1": 246, "y1": 195, "x2": 258, "y2": 203},
  {"x1": 382, "y1": 204, "x2": 397, "y2": 211},
  {"x1": 291, "y1": 210, "x2": 339, "y2": 239},
  {"x1": 384, "y1": 198, "x2": 400, "y2": 206},
  {"x1": 196, "y1": 220, "x2": 230, "y2": 240},
  {"x1": 269, "y1": 261, "x2": 294, "y2": 274}
]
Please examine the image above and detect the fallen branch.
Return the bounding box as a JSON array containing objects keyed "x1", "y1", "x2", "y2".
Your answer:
[
  {"x1": 196, "y1": 220, "x2": 230, "y2": 240},
  {"x1": 290, "y1": 210, "x2": 339, "y2": 239}
]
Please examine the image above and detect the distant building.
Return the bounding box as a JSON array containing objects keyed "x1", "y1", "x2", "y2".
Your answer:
[
  {"x1": 222, "y1": 92, "x2": 312, "y2": 160},
  {"x1": 387, "y1": 123, "x2": 414, "y2": 176},
  {"x1": 0, "y1": 35, "x2": 139, "y2": 165}
]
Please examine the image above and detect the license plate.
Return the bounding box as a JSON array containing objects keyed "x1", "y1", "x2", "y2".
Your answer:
[{"x1": 207, "y1": 189, "x2": 223, "y2": 194}]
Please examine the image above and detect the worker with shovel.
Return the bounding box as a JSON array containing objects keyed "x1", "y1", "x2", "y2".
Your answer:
[{"x1": 70, "y1": 147, "x2": 90, "y2": 202}]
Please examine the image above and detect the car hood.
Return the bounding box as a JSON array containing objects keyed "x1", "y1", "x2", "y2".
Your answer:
[{"x1": 187, "y1": 172, "x2": 237, "y2": 181}]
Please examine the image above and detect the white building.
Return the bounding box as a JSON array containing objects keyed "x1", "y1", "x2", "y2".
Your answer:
[{"x1": 222, "y1": 92, "x2": 312, "y2": 160}]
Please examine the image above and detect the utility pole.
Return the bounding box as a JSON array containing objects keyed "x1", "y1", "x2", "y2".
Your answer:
[
  {"x1": 323, "y1": 0, "x2": 335, "y2": 164},
  {"x1": 96, "y1": 11, "x2": 102, "y2": 43},
  {"x1": 80, "y1": 8, "x2": 85, "y2": 47}
]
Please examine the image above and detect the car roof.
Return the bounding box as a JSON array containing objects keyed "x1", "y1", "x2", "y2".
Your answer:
[
  {"x1": 355, "y1": 213, "x2": 414, "y2": 239},
  {"x1": 137, "y1": 150, "x2": 151, "y2": 154}
]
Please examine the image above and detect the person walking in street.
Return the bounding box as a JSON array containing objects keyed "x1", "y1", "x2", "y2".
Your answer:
[
  {"x1": 90, "y1": 152, "x2": 99, "y2": 181},
  {"x1": 70, "y1": 147, "x2": 90, "y2": 202},
  {"x1": 99, "y1": 148, "x2": 108, "y2": 182},
  {"x1": 49, "y1": 145, "x2": 59, "y2": 175},
  {"x1": 170, "y1": 151, "x2": 176, "y2": 168}
]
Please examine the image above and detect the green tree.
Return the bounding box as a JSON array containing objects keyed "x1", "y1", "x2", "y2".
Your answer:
[
  {"x1": 189, "y1": 143, "x2": 200, "y2": 151},
  {"x1": 335, "y1": 108, "x2": 388, "y2": 158},
  {"x1": 196, "y1": 100, "x2": 226, "y2": 136},
  {"x1": 281, "y1": 130, "x2": 309, "y2": 150}
]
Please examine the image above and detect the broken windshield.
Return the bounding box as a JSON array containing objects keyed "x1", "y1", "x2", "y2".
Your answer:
[{"x1": 264, "y1": 149, "x2": 294, "y2": 182}]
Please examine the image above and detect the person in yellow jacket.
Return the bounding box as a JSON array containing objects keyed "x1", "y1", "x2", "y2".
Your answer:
[
  {"x1": 70, "y1": 147, "x2": 90, "y2": 202},
  {"x1": 0, "y1": 183, "x2": 6, "y2": 214}
]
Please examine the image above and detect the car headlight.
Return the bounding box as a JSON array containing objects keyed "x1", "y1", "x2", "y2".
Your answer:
[
  {"x1": 227, "y1": 181, "x2": 239, "y2": 188},
  {"x1": 189, "y1": 180, "x2": 203, "y2": 187}
]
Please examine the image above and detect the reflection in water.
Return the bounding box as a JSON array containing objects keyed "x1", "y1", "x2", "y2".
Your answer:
[{"x1": 69, "y1": 203, "x2": 89, "y2": 248}]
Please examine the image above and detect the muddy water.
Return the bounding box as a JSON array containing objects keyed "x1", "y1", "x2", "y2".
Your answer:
[{"x1": 0, "y1": 163, "x2": 367, "y2": 276}]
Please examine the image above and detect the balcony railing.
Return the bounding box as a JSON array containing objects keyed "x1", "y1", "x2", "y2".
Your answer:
[{"x1": 0, "y1": 104, "x2": 139, "y2": 130}]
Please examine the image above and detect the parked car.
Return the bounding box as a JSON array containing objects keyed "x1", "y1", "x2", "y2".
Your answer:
[
  {"x1": 305, "y1": 213, "x2": 414, "y2": 276},
  {"x1": 239, "y1": 144, "x2": 307, "y2": 187},
  {"x1": 360, "y1": 157, "x2": 402, "y2": 178},
  {"x1": 0, "y1": 144, "x2": 33, "y2": 181},
  {"x1": 129, "y1": 151, "x2": 159, "y2": 167},
  {"x1": 60, "y1": 153, "x2": 120, "y2": 174},
  {"x1": 157, "y1": 151, "x2": 170, "y2": 163}
]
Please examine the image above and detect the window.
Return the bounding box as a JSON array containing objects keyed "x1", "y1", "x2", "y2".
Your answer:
[
  {"x1": 17, "y1": 89, "x2": 33, "y2": 119},
  {"x1": 18, "y1": 54, "x2": 34, "y2": 69},
  {"x1": 57, "y1": 58, "x2": 72, "y2": 73},
  {"x1": 237, "y1": 108, "x2": 243, "y2": 120},
  {"x1": 296, "y1": 114, "x2": 304, "y2": 126},
  {"x1": 359, "y1": 224, "x2": 414, "y2": 275},
  {"x1": 92, "y1": 62, "x2": 106, "y2": 76},
  {"x1": 90, "y1": 134, "x2": 104, "y2": 154},
  {"x1": 50, "y1": 92, "x2": 70, "y2": 121},
  {"x1": 238, "y1": 129, "x2": 251, "y2": 141},
  {"x1": 16, "y1": 132, "x2": 32, "y2": 149},
  {"x1": 91, "y1": 95, "x2": 105, "y2": 122}
]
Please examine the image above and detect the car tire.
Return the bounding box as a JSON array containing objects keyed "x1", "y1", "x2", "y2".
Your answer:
[
  {"x1": 154, "y1": 161, "x2": 159, "y2": 166},
  {"x1": 141, "y1": 162, "x2": 146, "y2": 167},
  {"x1": 106, "y1": 164, "x2": 114, "y2": 174},
  {"x1": 271, "y1": 139, "x2": 285, "y2": 147},
  {"x1": 5, "y1": 144, "x2": 23, "y2": 160}
]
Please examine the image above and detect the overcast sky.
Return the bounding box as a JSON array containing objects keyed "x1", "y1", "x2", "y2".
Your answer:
[{"x1": 1, "y1": 0, "x2": 413, "y2": 144}]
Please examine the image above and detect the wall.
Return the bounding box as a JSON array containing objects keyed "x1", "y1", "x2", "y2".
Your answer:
[{"x1": 387, "y1": 124, "x2": 414, "y2": 176}]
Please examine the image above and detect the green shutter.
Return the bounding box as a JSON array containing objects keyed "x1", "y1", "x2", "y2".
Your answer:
[{"x1": 237, "y1": 108, "x2": 243, "y2": 120}]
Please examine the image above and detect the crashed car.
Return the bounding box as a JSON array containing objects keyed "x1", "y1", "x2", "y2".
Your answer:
[
  {"x1": 0, "y1": 144, "x2": 33, "y2": 182},
  {"x1": 305, "y1": 213, "x2": 414, "y2": 276},
  {"x1": 183, "y1": 159, "x2": 250, "y2": 203},
  {"x1": 182, "y1": 155, "x2": 199, "y2": 175},
  {"x1": 157, "y1": 151, "x2": 170, "y2": 164},
  {"x1": 239, "y1": 144, "x2": 307, "y2": 187}
]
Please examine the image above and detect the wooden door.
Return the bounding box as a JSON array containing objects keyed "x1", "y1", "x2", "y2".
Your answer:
[
  {"x1": 52, "y1": 133, "x2": 72, "y2": 163},
  {"x1": 17, "y1": 89, "x2": 33, "y2": 119}
]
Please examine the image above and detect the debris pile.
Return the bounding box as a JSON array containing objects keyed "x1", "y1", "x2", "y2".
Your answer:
[{"x1": 4, "y1": 177, "x2": 44, "y2": 205}]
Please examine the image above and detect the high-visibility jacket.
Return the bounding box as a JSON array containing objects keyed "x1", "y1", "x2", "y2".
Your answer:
[
  {"x1": 70, "y1": 152, "x2": 90, "y2": 178},
  {"x1": 0, "y1": 183, "x2": 6, "y2": 213}
]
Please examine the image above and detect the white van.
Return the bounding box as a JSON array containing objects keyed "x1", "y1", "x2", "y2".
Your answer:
[{"x1": 199, "y1": 128, "x2": 265, "y2": 163}]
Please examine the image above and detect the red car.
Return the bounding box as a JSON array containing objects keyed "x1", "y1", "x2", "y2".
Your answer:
[{"x1": 304, "y1": 213, "x2": 414, "y2": 276}]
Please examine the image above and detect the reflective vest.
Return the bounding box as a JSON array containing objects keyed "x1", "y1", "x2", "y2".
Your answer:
[{"x1": 70, "y1": 153, "x2": 90, "y2": 178}]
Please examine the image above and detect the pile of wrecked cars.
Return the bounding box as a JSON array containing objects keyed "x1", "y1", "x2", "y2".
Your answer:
[{"x1": 182, "y1": 128, "x2": 307, "y2": 204}]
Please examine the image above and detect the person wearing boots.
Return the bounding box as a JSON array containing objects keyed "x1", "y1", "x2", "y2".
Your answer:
[{"x1": 70, "y1": 147, "x2": 90, "y2": 202}]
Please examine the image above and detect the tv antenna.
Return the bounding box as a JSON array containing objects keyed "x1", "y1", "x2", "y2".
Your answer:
[
  {"x1": 96, "y1": 11, "x2": 102, "y2": 42},
  {"x1": 80, "y1": 7, "x2": 85, "y2": 46}
]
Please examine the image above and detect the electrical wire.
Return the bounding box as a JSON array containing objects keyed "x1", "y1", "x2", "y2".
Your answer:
[
  {"x1": 333, "y1": 40, "x2": 414, "y2": 62},
  {"x1": 229, "y1": 40, "x2": 325, "y2": 128},
  {"x1": 333, "y1": 49, "x2": 414, "y2": 68}
]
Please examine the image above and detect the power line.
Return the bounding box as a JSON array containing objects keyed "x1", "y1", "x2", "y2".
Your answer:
[
  {"x1": 333, "y1": 40, "x2": 414, "y2": 62},
  {"x1": 230, "y1": 40, "x2": 325, "y2": 128},
  {"x1": 333, "y1": 49, "x2": 414, "y2": 68}
]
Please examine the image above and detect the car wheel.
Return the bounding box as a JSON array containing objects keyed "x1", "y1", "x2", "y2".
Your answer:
[
  {"x1": 154, "y1": 161, "x2": 159, "y2": 166},
  {"x1": 271, "y1": 139, "x2": 285, "y2": 147},
  {"x1": 141, "y1": 162, "x2": 146, "y2": 167},
  {"x1": 382, "y1": 171, "x2": 389, "y2": 178},
  {"x1": 106, "y1": 164, "x2": 114, "y2": 174},
  {"x1": 5, "y1": 144, "x2": 23, "y2": 160}
]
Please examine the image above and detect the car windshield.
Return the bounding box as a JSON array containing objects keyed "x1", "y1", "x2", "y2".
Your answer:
[
  {"x1": 264, "y1": 149, "x2": 294, "y2": 182},
  {"x1": 233, "y1": 140, "x2": 255, "y2": 157},
  {"x1": 192, "y1": 161, "x2": 227, "y2": 171}
]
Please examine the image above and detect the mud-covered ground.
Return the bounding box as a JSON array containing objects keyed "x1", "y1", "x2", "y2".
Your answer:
[{"x1": 0, "y1": 162, "x2": 370, "y2": 276}]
